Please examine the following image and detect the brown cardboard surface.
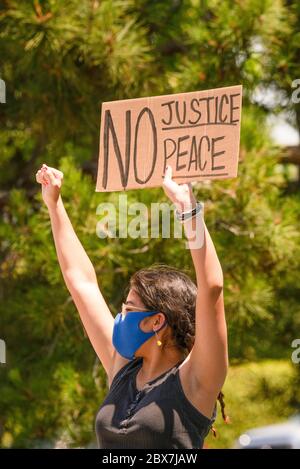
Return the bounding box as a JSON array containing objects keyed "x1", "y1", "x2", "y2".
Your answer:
[{"x1": 96, "y1": 85, "x2": 242, "y2": 192}]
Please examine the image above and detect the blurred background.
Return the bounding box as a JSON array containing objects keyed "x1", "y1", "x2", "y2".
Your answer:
[{"x1": 0, "y1": 0, "x2": 300, "y2": 449}]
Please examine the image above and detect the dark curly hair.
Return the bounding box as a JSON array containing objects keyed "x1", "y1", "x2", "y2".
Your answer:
[{"x1": 128, "y1": 264, "x2": 230, "y2": 436}]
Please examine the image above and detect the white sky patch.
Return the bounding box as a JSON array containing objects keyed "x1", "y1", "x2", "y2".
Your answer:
[
  {"x1": 252, "y1": 85, "x2": 300, "y2": 146},
  {"x1": 268, "y1": 114, "x2": 300, "y2": 146}
]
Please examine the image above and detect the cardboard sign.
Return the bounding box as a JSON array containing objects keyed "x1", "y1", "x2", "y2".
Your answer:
[{"x1": 96, "y1": 85, "x2": 242, "y2": 192}]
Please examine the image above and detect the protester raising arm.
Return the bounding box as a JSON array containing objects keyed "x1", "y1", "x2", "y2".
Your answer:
[
  {"x1": 35, "y1": 164, "x2": 123, "y2": 378},
  {"x1": 163, "y1": 165, "x2": 228, "y2": 420}
]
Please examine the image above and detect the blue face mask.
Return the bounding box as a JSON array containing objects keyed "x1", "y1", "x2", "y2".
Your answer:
[{"x1": 112, "y1": 310, "x2": 167, "y2": 360}]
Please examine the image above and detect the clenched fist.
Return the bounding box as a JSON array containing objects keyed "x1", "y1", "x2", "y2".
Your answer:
[{"x1": 35, "y1": 164, "x2": 64, "y2": 208}]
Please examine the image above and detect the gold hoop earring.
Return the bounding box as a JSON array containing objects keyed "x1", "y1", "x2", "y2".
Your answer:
[{"x1": 154, "y1": 329, "x2": 162, "y2": 347}]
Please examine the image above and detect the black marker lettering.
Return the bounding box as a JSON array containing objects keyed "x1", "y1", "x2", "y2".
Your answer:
[
  {"x1": 188, "y1": 98, "x2": 202, "y2": 125},
  {"x1": 229, "y1": 93, "x2": 240, "y2": 124},
  {"x1": 133, "y1": 107, "x2": 157, "y2": 184},
  {"x1": 198, "y1": 136, "x2": 209, "y2": 171},
  {"x1": 188, "y1": 136, "x2": 198, "y2": 171},
  {"x1": 211, "y1": 136, "x2": 225, "y2": 170},
  {"x1": 163, "y1": 138, "x2": 176, "y2": 173},
  {"x1": 214, "y1": 96, "x2": 219, "y2": 123},
  {"x1": 102, "y1": 109, "x2": 131, "y2": 189},
  {"x1": 161, "y1": 101, "x2": 175, "y2": 126},
  {"x1": 219, "y1": 94, "x2": 229, "y2": 123},
  {"x1": 175, "y1": 101, "x2": 187, "y2": 125},
  {"x1": 176, "y1": 135, "x2": 189, "y2": 171},
  {"x1": 199, "y1": 96, "x2": 214, "y2": 124}
]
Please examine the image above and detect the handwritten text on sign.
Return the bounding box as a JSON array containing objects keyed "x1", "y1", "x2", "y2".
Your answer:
[{"x1": 96, "y1": 85, "x2": 242, "y2": 192}]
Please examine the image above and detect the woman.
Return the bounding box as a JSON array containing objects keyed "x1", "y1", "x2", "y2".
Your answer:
[{"x1": 35, "y1": 163, "x2": 229, "y2": 449}]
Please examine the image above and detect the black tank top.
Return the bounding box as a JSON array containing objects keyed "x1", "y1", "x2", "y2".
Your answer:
[{"x1": 95, "y1": 357, "x2": 217, "y2": 449}]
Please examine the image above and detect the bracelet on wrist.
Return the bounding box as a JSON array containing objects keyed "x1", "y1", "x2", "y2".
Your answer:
[{"x1": 175, "y1": 201, "x2": 203, "y2": 222}]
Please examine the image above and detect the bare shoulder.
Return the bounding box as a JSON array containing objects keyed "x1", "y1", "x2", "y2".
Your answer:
[
  {"x1": 107, "y1": 350, "x2": 131, "y2": 389},
  {"x1": 177, "y1": 356, "x2": 218, "y2": 421}
]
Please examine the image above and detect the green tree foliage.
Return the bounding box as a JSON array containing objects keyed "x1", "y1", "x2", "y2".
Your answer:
[
  {"x1": 206, "y1": 359, "x2": 298, "y2": 449},
  {"x1": 0, "y1": 0, "x2": 299, "y2": 447}
]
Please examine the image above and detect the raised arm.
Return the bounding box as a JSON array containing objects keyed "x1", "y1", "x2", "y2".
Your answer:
[
  {"x1": 188, "y1": 218, "x2": 228, "y2": 389},
  {"x1": 35, "y1": 164, "x2": 117, "y2": 376},
  {"x1": 163, "y1": 166, "x2": 228, "y2": 416}
]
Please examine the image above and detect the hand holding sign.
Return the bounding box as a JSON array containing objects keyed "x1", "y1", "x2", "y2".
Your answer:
[
  {"x1": 163, "y1": 165, "x2": 205, "y2": 249},
  {"x1": 162, "y1": 165, "x2": 197, "y2": 213}
]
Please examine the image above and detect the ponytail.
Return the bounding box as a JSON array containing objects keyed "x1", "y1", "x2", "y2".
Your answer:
[{"x1": 210, "y1": 390, "x2": 230, "y2": 438}]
